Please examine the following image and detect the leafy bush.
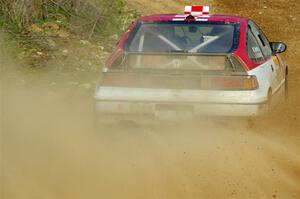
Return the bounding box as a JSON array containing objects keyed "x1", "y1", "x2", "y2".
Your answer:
[
  {"x1": 0, "y1": 0, "x2": 140, "y2": 38},
  {"x1": 0, "y1": 0, "x2": 140, "y2": 66}
]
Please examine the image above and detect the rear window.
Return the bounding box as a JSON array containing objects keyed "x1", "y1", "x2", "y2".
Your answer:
[
  {"x1": 127, "y1": 54, "x2": 227, "y2": 71},
  {"x1": 110, "y1": 54, "x2": 246, "y2": 74},
  {"x1": 125, "y1": 22, "x2": 240, "y2": 53}
]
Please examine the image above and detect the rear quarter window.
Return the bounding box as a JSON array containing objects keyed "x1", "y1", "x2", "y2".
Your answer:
[
  {"x1": 248, "y1": 21, "x2": 272, "y2": 60},
  {"x1": 246, "y1": 29, "x2": 264, "y2": 63}
]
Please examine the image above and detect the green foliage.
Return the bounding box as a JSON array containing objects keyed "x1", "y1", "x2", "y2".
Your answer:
[
  {"x1": 69, "y1": 0, "x2": 141, "y2": 40},
  {"x1": 0, "y1": 0, "x2": 141, "y2": 66},
  {"x1": 0, "y1": 0, "x2": 140, "y2": 39}
]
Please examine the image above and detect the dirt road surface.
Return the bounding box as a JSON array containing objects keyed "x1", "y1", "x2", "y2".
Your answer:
[{"x1": 1, "y1": 0, "x2": 300, "y2": 198}]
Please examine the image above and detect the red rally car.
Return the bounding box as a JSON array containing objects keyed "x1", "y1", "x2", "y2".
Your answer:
[{"x1": 95, "y1": 6, "x2": 288, "y2": 122}]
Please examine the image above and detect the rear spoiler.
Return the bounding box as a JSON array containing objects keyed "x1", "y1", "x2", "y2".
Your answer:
[
  {"x1": 103, "y1": 52, "x2": 246, "y2": 74},
  {"x1": 124, "y1": 51, "x2": 229, "y2": 56}
]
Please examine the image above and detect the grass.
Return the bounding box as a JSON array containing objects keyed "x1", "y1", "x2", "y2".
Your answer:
[{"x1": 0, "y1": 0, "x2": 141, "y2": 66}]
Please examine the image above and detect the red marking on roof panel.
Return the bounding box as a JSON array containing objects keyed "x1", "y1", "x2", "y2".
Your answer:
[{"x1": 184, "y1": 6, "x2": 210, "y2": 15}]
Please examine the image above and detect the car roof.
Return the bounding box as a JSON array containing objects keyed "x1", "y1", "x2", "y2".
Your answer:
[{"x1": 136, "y1": 14, "x2": 248, "y2": 24}]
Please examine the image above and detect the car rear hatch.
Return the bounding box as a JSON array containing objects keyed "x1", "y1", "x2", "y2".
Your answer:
[
  {"x1": 96, "y1": 53, "x2": 257, "y2": 103},
  {"x1": 95, "y1": 53, "x2": 261, "y2": 117}
]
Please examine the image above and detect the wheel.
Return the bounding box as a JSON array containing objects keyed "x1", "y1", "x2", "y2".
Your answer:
[
  {"x1": 265, "y1": 88, "x2": 273, "y2": 114},
  {"x1": 284, "y1": 72, "x2": 288, "y2": 99},
  {"x1": 258, "y1": 88, "x2": 273, "y2": 124},
  {"x1": 94, "y1": 112, "x2": 114, "y2": 132}
]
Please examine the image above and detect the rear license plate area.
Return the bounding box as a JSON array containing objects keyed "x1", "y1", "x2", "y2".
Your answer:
[{"x1": 154, "y1": 104, "x2": 194, "y2": 119}]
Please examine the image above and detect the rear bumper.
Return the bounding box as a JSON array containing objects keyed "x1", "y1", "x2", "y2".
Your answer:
[{"x1": 95, "y1": 100, "x2": 267, "y2": 119}]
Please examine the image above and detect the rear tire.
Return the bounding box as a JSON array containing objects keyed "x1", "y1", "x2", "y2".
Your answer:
[
  {"x1": 284, "y1": 72, "x2": 288, "y2": 99},
  {"x1": 245, "y1": 90, "x2": 271, "y2": 129},
  {"x1": 265, "y1": 88, "x2": 272, "y2": 115}
]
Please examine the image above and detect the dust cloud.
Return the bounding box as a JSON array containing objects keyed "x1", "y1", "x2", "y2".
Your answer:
[
  {"x1": 1, "y1": 48, "x2": 300, "y2": 199},
  {"x1": 1, "y1": 1, "x2": 300, "y2": 198}
]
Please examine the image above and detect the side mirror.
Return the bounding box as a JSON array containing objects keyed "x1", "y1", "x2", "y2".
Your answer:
[{"x1": 270, "y1": 42, "x2": 287, "y2": 54}]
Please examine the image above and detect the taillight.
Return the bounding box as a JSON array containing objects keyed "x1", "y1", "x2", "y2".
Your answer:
[
  {"x1": 208, "y1": 54, "x2": 259, "y2": 90},
  {"x1": 201, "y1": 76, "x2": 259, "y2": 90},
  {"x1": 243, "y1": 76, "x2": 259, "y2": 90}
]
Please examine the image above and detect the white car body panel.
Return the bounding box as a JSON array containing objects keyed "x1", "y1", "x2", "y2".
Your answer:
[
  {"x1": 95, "y1": 58, "x2": 286, "y2": 117},
  {"x1": 96, "y1": 86, "x2": 266, "y2": 104}
]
